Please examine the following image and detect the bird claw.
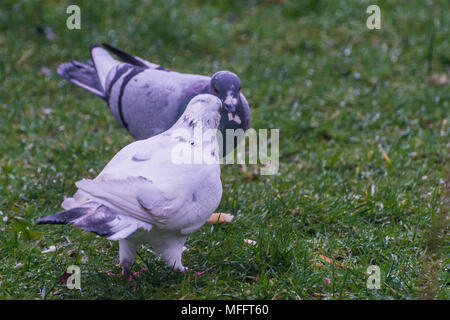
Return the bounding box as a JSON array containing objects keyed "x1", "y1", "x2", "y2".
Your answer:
[
  {"x1": 122, "y1": 267, "x2": 148, "y2": 280},
  {"x1": 99, "y1": 268, "x2": 148, "y2": 281},
  {"x1": 131, "y1": 268, "x2": 148, "y2": 278}
]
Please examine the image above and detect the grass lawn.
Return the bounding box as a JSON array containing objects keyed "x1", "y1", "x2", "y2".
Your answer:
[{"x1": 0, "y1": 0, "x2": 448, "y2": 299}]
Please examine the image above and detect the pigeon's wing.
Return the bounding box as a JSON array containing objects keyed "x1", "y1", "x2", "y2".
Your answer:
[
  {"x1": 102, "y1": 43, "x2": 170, "y2": 72},
  {"x1": 105, "y1": 68, "x2": 210, "y2": 140},
  {"x1": 37, "y1": 201, "x2": 152, "y2": 241},
  {"x1": 74, "y1": 175, "x2": 187, "y2": 229},
  {"x1": 57, "y1": 60, "x2": 106, "y2": 99},
  {"x1": 100, "y1": 133, "x2": 174, "y2": 173}
]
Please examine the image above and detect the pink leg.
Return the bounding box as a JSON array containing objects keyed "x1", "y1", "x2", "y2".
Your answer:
[
  {"x1": 99, "y1": 268, "x2": 148, "y2": 281},
  {"x1": 182, "y1": 267, "x2": 212, "y2": 277}
]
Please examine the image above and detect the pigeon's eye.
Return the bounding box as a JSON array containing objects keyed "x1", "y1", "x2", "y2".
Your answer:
[{"x1": 213, "y1": 86, "x2": 219, "y2": 93}]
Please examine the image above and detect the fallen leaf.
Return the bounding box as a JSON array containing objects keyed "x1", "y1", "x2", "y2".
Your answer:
[
  {"x1": 244, "y1": 239, "x2": 257, "y2": 245},
  {"x1": 41, "y1": 108, "x2": 52, "y2": 115},
  {"x1": 41, "y1": 245, "x2": 56, "y2": 254},
  {"x1": 313, "y1": 292, "x2": 327, "y2": 298},
  {"x1": 428, "y1": 73, "x2": 449, "y2": 85},
  {"x1": 311, "y1": 262, "x2": 324, "y2": 268},
  {"x1": 206, "y1": 213, "x2": 234, "y2": 224},
  {"x1": 380, "y1": 147, "x2": 392, "y2": 164},
  {"x1": 319, "y1": 254, "x2": 333, "y2": 264}
]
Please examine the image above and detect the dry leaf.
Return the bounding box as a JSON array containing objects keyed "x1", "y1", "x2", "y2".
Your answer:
[
  {"x1": 104, "y1": 137, "x2": 112, "y2": 145},
  {"x1": 41, "y1": 108, "x2": 52, "y2": 115},
  {"x1": 244, "y1": 239, "x2": 257, "y2": 245},
  {"x1": 313, "y1": 292, "x2": 327, "y2": 298},
  {"x1": 319, "y1": 254, "x2": 333, "y2": 264},
  {"x1": 428, "y1": 73, "x2": 449, "y2": 85},
  {"x1": 380, "y1": 147, "x2": 392, "y2": 164},
  {"x1": 206, "y1": 213, "x2": 234, "y2": 224},
  {"x1": 41, "y1": 245, "x2": 56, "y2": 254},
  {"x1": 311, "y1": 262, "x2": 324, "y2": 268}
]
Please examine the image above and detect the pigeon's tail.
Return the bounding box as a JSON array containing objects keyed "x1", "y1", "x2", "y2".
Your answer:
[
  {"x1": 90, "y1": 44, "x2": 121, "y2": 92},
  {"x1": 102, "y1": 43, "x2": 170, "y2": 71},
  {"x1": 36, "y1": 202, "x2": 151, "y2": 240},
  {"x1": 57, "y1": 60, "x2": 106, "y2": 99},
  {"x1": 102, "y1": 43, "x2": 149, "y2": 68}
]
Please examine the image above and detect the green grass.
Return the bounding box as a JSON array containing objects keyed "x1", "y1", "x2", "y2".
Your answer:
[{"x1": 0, "y1": 0, "x2": 449, "y2": 299}]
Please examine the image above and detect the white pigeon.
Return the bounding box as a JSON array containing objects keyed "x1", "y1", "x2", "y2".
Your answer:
[{"x1": 37, "y1": 94, "x2": 223, "y2": 276}]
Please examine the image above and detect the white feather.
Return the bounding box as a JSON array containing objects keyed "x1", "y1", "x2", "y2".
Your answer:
[
  {"x1": 61, "y1": 94, "x2": 223, "y2": 273},
  {"x1": 90, "y1": 46, "x2": 120, "y2": 91}
]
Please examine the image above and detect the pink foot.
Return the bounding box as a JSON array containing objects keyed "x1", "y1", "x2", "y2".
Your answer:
[
  {"x1": 132, "y1": 268, "x2": 148, "y2": 278},
  {"x1": 183, "y1": 267, "x2": 212, "y2": 277},
  {"x1": 99, "y1": 268, "x2": 148, "y2": 280}
]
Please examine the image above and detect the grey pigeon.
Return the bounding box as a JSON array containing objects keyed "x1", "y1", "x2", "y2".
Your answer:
[
  {"x1": 37, "y1": 94, "x2": 223, "y2": 276},
  {"x1": 58, "y1": 44, "x2": 250, "y2": 154}
]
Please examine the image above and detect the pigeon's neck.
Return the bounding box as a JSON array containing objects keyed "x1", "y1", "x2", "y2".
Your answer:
[
  {"x1": 177, "y1": 82, "x2": 211, "y2": 117},
  {"x1": 171, "y1": 111, "x2": 220, "y2": 132},
  {"x1": 169, "y1": 111, "x2": 221, "y2": 163}
]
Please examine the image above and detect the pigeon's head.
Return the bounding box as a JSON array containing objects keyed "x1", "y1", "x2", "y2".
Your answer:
[
  {"x1": 210, "y1": 71, "x2": 241, "y2": 115},
  {"x1": 182, "y1": 94, "x2": 223, "y2": 129}
]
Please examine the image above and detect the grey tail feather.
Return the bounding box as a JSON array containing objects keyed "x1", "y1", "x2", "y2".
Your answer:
[
  {"x1": 36, "y1": 207, "x2": 86, "y2": 225},
  {"x1": 36, "y1": 203, "x2": 117, "y2": 238},
  {"x1": 57, "y1": 60, "x2": 106, "y2": 100},
  {"x1": 102, "y1": 43, "x2": 148, "y2": 68}
]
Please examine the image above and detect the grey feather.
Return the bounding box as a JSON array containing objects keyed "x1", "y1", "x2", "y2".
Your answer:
[
  {"x1": 36, "y1": 202, "x2": 147, "y2": 240},
  {"x1": 57, "y1": 60, "x2": 105, "y2": 99},
  {"x1": 102, "y1": 43, "x2": 170, "y2": 71}
]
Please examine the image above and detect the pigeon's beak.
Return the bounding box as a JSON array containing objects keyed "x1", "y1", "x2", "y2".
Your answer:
[
  {"x1": 223, "y1": 102, "x2": 236, "y2": 116},
  {"x1": 223, "y1": 93, "x2": 238, "y2": 116}
]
